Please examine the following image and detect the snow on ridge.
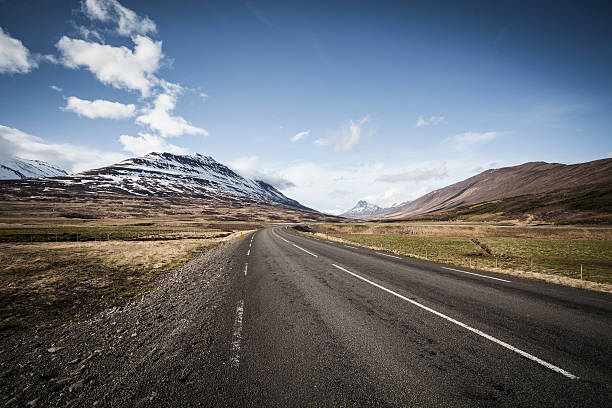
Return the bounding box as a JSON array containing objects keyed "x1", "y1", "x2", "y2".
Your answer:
[
  {"x1": 0, "y1": 157, "x2": 68, "y2": 180},
  {"x1": 63, "y1": 152, "x2": 302, "y2": 207}
]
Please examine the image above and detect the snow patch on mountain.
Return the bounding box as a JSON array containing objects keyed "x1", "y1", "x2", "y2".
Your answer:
[{"x1": 0, "y1": 157, "x2": 68, "y2": 180}]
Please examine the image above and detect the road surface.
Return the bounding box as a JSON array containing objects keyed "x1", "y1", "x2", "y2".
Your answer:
[{"x1": 224, "y1": 226, "x2": 612, "y2": 406}]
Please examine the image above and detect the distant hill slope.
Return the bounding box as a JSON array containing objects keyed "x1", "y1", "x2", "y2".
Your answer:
[
  {"x1": 0, "y1": 157, "x2": 67, "y2": 180},
  {"x1": 381, "y1": 158, "x2": 612, "y2": 223}
]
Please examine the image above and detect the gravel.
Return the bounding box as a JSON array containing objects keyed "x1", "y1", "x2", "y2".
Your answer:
[{"x1": 0, "y1": 238, "x2": 243, "y2": 407}]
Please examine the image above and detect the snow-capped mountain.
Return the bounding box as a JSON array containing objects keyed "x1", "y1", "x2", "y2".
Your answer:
[
  {"x1": 0, "y1": 157, "x2": 67, "y2": 180},
  {"x1": 2, "y1": 152, "x2": 304, "y2": 207},
  {"x1": 341, "y1": 200, "x2": 385, "y2": 218}
]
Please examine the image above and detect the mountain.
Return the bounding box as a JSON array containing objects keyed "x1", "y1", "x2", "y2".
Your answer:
[
  {"x1": 0, "y1": 157, "x2": 67, "y2": 180},
  {"x1": 341, "y1": 200, "x2": 385, "y2": 218},
  {"x1": 380, "y1": 158, "x2": 612, "y2": 222},
  {"x1": 0, "y1": 152, "x2": 304, "y2": 207}
]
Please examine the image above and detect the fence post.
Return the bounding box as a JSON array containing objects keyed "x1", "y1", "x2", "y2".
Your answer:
[
  {"x1": 580, "y1": 264, "x2": 583, "y2": 280},
  {"x1": 495, "y1": 257, "x2": 498, "y2": 269},
  {"x1": 469, "y1": 257, "x2": 472, "y2": 268}
]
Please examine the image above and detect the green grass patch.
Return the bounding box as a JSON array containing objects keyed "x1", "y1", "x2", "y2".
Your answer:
[{"x1": 332, "y1": 233, "x2": 612, "y2": 284}]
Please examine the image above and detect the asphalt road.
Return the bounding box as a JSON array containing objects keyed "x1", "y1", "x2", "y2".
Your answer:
[{"x1": 225, "y1": 226, "x2": 612, "y2": 407}]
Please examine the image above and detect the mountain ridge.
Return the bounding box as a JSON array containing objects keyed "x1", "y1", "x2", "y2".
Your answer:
[
  {"x1": 0, "y1": 152, "x2": 306, "y2": 209},
  {"x1": 379, "y1": 158, "x2": 612, "y2": 222}
]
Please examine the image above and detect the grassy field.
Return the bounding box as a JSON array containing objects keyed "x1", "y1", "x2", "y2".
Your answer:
[
  {"x1": 307, "y1": 222, "x2": 612, "y2": 288},
  {"x1": 0, "y1": 220, "x2": 258, "y2": 334}
]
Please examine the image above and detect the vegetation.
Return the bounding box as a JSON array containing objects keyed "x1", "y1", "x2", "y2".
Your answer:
[
  {"x1": 306, "y1": 222, "x2": 612, "y2": 287},
  {"x1": 0, "y1": 221, "x2": 255, "y2": 334}
]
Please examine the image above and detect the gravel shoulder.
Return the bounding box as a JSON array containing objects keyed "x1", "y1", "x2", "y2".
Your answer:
[{"x1": 1, "y1": 237, "x2": 245, "y2": 407}]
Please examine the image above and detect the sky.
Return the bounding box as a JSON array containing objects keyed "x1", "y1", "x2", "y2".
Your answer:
[{"x1": 0, "y1": 0, "x2": 611, "y2": 214}]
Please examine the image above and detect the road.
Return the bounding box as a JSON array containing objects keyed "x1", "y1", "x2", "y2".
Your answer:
[{"x1": 224, "y1": 226, "x2": 612, "y2": 407}]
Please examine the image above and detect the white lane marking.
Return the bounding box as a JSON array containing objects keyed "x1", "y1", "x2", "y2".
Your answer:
[
  {"x1": 230, "y1": 299, "x2": 245, "y2": 368},
  {"x1": 292, "y1": 243, "x2": 318, "y2": 258},
  {"x1": 244, "y1": 263, "x2": 248, "y2": 276},
  {"x1": 376, "y1": 251, "x2": 402, "y2": 259},
  {"x1": 442, "y1": 267, "x2": 511, "y2": 283},
  {"x1": 249, "y1": 242, "x2": 252, "y2": 248},
  {"x1": 330, "y1": 263, "x2": 578, "y2": 379},
  {"x1": 275, "y1": 234, "x2": 291, "y2": 244},
  {"x1": 247, "y1": 250, "x2": 250, "y2": 256}
]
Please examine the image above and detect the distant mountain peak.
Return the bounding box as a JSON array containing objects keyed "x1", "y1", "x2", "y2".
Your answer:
[{"x1": 341, "y1": 200, "x2": 384, "y2": 218}]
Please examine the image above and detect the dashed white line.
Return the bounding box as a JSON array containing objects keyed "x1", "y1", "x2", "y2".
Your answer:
[
  {"x1": 247, "y1": 250, "x2": 250, "y2": 256},
  {"x1": 442, "y1": 267, "x2": 511, "y2": 283},
  {"x1": 249, "y1": 242, "x2": 252, "y2": 248},
  {"x1": 229, "y1": 299, "x2": 245, "y2": 368},
  {"x1": 330, "y1": 263, "x2": 577, "y2": 379},
  {"x1": 244, "y1": 263, "x2": 248, "y2": 276},
  {"x1": 291, "y1": 243, "x2": 318, "y2": 257},
  {"x1": 376, "y1": 251, "x2": 402, "y2": 259}
]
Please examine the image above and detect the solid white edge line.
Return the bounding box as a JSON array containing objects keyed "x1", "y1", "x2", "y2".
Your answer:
[
  {"x1": 376, "y1": 251, "x2": 402, "y2": 259},
  {"x1": 293, "y1": 243, "x2": 318, "y2": 258},
  {"x1": 442, "y1": 266, "x2": 511, "y2": 283},
  {"x1": 330, "y1": 263, "x2": 578, "y2": 380},
  {"x1": 229, "y1": 299, "x2": 245, "y2": 368}
]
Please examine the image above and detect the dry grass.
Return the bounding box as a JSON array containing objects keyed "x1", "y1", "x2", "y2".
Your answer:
[
  {"x1": 303, "y1": 222, "x2": 612, "y2": 292},
  {"x1": 313, "y1": 222, "x2": 612, "y2": 240},
  {"x1": 0, "y1": 228, "x2": 247, "y2": 333}
]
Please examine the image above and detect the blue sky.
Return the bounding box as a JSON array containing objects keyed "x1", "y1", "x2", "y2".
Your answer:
[{"x1": 0, "y1": 0, "x2": 611, "y2": 213}]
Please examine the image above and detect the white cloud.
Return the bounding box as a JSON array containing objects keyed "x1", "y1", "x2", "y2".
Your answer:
[
  {"x1": 291, "y1": 130, "x2": 310, "y2": 142},
  {"x1": 50, "y1": 85, "x2": 63, "y2": 92},
  {"x1": 449, "y1": 131, "x2": 499, "y2": 145},
  {"x1": 76, "y1": 25, "x2": 103, "y2": 42},
  {"x1": 83, "y1": 0, "x2": 157, "y2": 37},
  {"x1": 199, "y1": 92, "x2": 208, "y2": 101},
  {"x1": 315, "y1": 115, "x2": 370, "y2": 152},
  {"x1": 119, "y1": 133, "x2": 188, "y2": 156},
  {"x1": 0, "y1": 124, "x2": 125, "y2": 172},
  {"x1": 135, "y1": 82, "x2": 208, "y2": 137},
  {"x1": 376, "y1": 163, "x2": 448, "y2": 183},
  {"x1": 0, "y1": 27, "x2": 37, "y2": 74},
  {"x1": 62, "y1": 96, "x2": 136, "y2": 119},
  {"x1": 56, "y1": 35, "x2": 163, "y2": 97},
  {"x1": 228, "y1": 155, "x2": 295, "y2": 189},
  {"x1": 415, "y1": 115, "x2": 444, "y2": 127}
]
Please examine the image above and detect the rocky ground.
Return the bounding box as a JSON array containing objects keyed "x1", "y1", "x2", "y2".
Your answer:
[{"x1": 0, "y1": 238, "x2": 244, "y2": 407}]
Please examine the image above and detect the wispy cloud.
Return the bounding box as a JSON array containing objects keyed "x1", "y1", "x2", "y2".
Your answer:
[
  {"x1": 50, "y1": 85, "x2": 63, "y2": 92},
  {"x1": 62, "y1": 96, "x2": 136, "y2": 119},
  {"x1": 82, "y1": 0, "x2": 157, "y2": 37},
  {"x1": 0, "y1": 124, "x2": 125, "y2": 172},
  {"x1": 316, "y1": 115, "x2": 370, "y2": 152},
  {"x1": 448, "y1": 131, "x2": 499, "y2": 145},
  {"x1": 135, "y1": 81, "x2": 208, "y2": 137},
  {"x1": 0, "y1": 27, "x2": 38, "y2": 74},
  {"x1": 228, "y1": 155, "x2": 295, "y2": 189},
  {"x1": 118, "y1": 133, "x2": 188, "y2": 156},
  {"x1": 376, "y1": 163, "x2": 448, "y2": 183},
  {"x1": 291, "y1": 130, "x2": 310, "y2": 142},
  {"x1": 415, "y1": 115, "x2": 444, "y2": 127}
]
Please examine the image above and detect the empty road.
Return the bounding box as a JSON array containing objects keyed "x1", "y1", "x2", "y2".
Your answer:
[{"x1": 225, "y1": 226, "x2": 612, "y2": 406}]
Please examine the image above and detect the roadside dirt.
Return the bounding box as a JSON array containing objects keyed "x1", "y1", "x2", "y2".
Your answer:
[{"x1": 0, "y1": 238, "x2": 243, "y2": 407}]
